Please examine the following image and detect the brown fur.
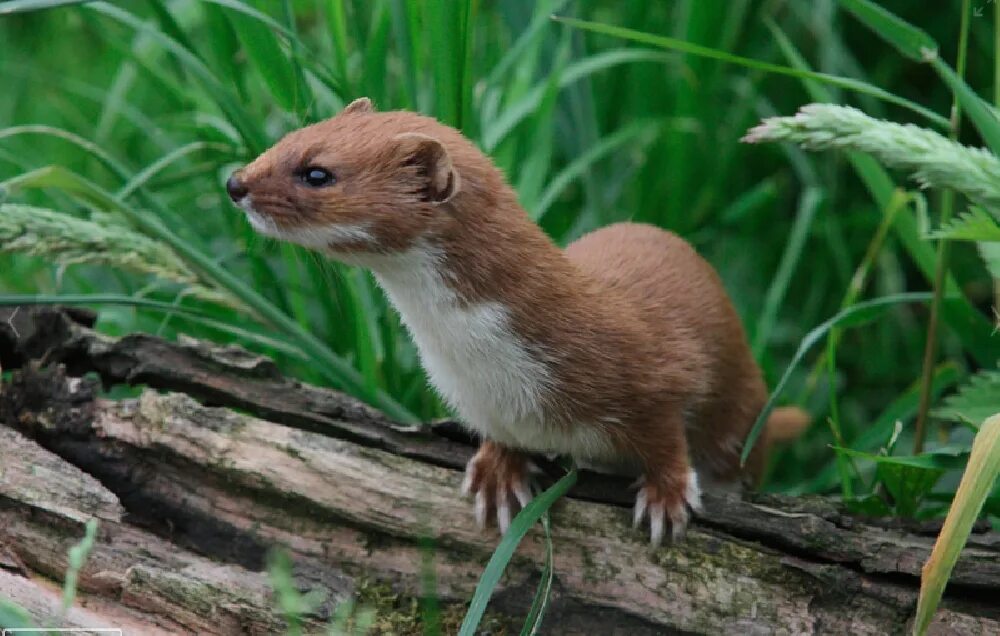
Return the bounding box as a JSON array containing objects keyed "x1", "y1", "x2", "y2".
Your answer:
[{"x1": 232, "y1": 98, "x2": 808, "y2": 540}]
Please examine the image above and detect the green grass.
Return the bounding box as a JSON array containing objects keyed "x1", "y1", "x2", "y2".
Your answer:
[{"x1": 2, "y1": 0, "x2": 999, "y2": 632}]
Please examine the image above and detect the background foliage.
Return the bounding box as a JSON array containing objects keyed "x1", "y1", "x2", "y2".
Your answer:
[{"x1": 0, "y1": 0, "x2": 996, "y2": 506}]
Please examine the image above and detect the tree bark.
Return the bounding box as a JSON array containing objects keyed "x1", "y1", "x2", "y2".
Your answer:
[{"x1": 0, "y1": 307, "x2": 997, "y2": 635}]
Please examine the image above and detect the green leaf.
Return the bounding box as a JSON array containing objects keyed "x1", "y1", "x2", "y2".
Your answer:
[
  {"x1": 832, "y1": 445, "x2": 970, "y2": 471},
  {"x1": 742, "y1": 293, "x2": 934, "y2": 465},
  {"x1": 838, "y1": 435, "x2": 960, "y2": 519},
  {"x1": 837, "y1": 0, "x2": 938, "y2": 62},
  {"x1": 935, "y1": 368, "x2": 1000, "y2": 426},
  {"x1": 914, "y1": 414, "x2": 1000, "y2": 635},
  {"x1": 929, "y1": 207, "x2": 1000, "y2": 242},
  {"x1": 878, "y1": 463, "x2": 944, "y2": 518},
  {"x1": 458, "y1": 469, "x2": 577, "y2": 636}
]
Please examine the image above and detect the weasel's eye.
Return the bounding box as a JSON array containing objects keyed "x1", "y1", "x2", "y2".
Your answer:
[{"x1": 299, "y1": 167, "x2": 335, "y2": 187}]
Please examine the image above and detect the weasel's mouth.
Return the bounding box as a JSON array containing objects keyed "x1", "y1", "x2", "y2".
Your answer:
[
  {"x1": 237, "y1": 197, "x2": 375, "y2": 251},
  {"x1": 235, "y1": 197, "x2": 286, "y2": 239},
  {"x1": 244, "y1": 208, "x2": 280, "y2": 236}
]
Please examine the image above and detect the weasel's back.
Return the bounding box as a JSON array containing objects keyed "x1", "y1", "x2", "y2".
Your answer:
[
  {"x1": 564, "y1": 222, "x2": 769, "y2": 480},
  {"x1": 564, "y1": 222, "x2": 732, "y2": 341}
]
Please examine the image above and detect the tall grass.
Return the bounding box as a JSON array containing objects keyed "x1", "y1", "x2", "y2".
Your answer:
[
  {"x1": 2, "y1": 0, "x2": 998, "y2": 632},
  {"x1": 2, "y1": 0, "x2": 986, "y2": 472}
]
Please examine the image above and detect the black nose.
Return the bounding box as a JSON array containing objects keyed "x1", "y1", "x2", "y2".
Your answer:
[{"x1": 226, "y1": 174, "x2": 248, "y2": 202}]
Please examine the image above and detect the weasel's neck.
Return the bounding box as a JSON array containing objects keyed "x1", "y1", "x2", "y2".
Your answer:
[{"x1": 366, "y1": 200, "x2": 576, "y2": 310}]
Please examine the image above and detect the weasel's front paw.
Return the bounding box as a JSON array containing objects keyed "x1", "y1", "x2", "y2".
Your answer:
[
  {"x1": 461, "y1": 441, "x2": 536, "y2": 533},
  {"x1": 633, "y1": 469, "x2": 702, "y2": 546}
]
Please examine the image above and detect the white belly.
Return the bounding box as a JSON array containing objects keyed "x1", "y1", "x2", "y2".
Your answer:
[{"x1": 367, "y1": 247, "x2": 613, "y2": 459}]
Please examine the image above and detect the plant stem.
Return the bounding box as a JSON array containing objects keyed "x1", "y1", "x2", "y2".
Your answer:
[{"x1": 913, "y1": 0, "x2": 970, "y2": 454}]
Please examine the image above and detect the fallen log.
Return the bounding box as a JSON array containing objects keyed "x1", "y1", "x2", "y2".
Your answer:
[{"x1": 1, "y1": 307, "x2": 998, "y2": 634}]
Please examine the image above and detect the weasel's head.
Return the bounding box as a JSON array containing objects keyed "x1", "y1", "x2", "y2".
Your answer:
[{"x1": 227, "y1": 97, "x2": 463, "y2": 257}]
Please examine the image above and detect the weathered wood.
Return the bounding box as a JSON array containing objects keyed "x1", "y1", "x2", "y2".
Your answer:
[{"x1": 1, "y1": 308, "x2": 999, "y2": 635}]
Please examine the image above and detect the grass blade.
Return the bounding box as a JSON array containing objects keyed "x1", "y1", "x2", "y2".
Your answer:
[
  {"x1": 482, "y1": 49, "x2": 674, "y2": 152},
  {"x1": 60, "y1": 518, "x2": 98, "y2": 617},
  {"x1": 425, "y1": 1, "x2": 463, "y2": 127},
  {"x1": 0, "y1": 124, "x2": 131, "y2": 178},
  {"x1": 752, "y1": 187, "x2": 822, "y2": 356},
  {"x1": 913, "y1": 413, "x2": 1000, "y2": 635},
  {"x1": 553, "y1": 16, "x2": 948, "y2": 129},
  {"x1": 203, "y1": 0, "x2": 296, "y2": 39},
  {"x1": 741, "y1": 292, "x2": 935, "y2": 465},
  {"x1": 458, "y1": 468, "x2": 577, "y2": 636},
  {"x1": 0, "y1": 294, "x2": 310, "y2": 358},
  {"x1": 117, "y1": 141, "x2": 233, "y2": 200},
  {"x1": 930, "y1": 57, "x2": 1000, "y2": 158},
  {"x1": 837, "y1": 0, "x2": 938, "y2": 61},
  {"x1": 0, "y1": 0, "x2": 91, "y2": 14},
  {"x1": 518, "y1": 514, "x2": 555, "y2": 636},
  {"x1": 532, "y1": 120, "x2": 658, "y2": 221}
]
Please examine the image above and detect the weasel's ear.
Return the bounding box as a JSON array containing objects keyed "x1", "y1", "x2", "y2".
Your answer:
[
  {"x1": 393, "y1": 132, "x2": 460, "y2": 204},
  {"x1": 342, "y1": 97, "x2": 374, "y2": 115}
]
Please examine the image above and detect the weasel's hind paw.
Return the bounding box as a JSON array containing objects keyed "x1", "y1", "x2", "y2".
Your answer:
[
  {"x1": 632, "y1": 469, "x2": 702, "y2": 546},
  {"x1": 461, "y1": 443, "x2": 537, "y2": 534}
]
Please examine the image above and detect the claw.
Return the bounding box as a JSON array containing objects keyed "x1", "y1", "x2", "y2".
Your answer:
[
  {"x1": 685, "y1": 469, "x2": 703, "y2": 513},
  {"x1": 462, "y1": 446, "x2": 537, "y2": 533},
  {"x1": 513, "y1": 480, "x2": 532, "y2": 509},
  {"x1": 460, "y1": 460, "x2": 474, "y2": 497},
  {"x1": 633, "y1": 488, "x2": 648, "y2": 528},
  {"x1": 474, "y1": 489, "x2": 487, "y2": 528},
  {"x1": 497, "y1": 482, "x2": 514, "y2": 533},
  {"x1": 634, "y1": 469, "x2": 702, "y2": 546},
  {"x1": 649, "y1": 502, "x2": 665, "y2": 547},
  {"x1": 669, "y1": 505, "x2": 690, "y2": 543},
  {"x1": 498, "y1": 502, "x2": 512, "y2": 533}
]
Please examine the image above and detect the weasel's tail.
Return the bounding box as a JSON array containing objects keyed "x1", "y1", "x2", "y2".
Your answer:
[{"x1": 766, "y1": 406, "x2": 810, "y2": 444}]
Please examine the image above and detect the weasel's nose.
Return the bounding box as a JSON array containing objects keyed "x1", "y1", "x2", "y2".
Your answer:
[{"x1": 226, "y1": 174, "x2": 248, "y2": 202}]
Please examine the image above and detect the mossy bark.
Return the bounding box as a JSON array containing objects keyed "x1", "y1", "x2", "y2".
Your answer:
[{"x1": 1, "y1": 308, "x2": 998, "y2": 635}]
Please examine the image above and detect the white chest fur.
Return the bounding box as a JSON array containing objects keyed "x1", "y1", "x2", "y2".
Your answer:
[{"x1": 360, "y1": 246, "x2": 612, "y2": 459}]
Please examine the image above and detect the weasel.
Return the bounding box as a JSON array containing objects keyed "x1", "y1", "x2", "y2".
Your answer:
[{"x1": 226, "y1": 97, "x2": 808, "y2": 545}]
